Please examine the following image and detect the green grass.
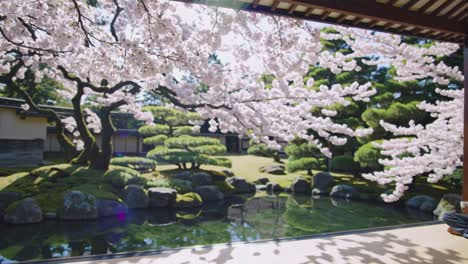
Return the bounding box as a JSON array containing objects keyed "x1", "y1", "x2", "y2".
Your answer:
[
  {"x1": 0, "y1": 167, "x2": 38, "y2": 177},
  {"x1": 155, "y1": 155, "x2": 311, "y2": 188},
  {"x1": 0, "y1": 164, "x2": 146, "y2": 213},
  {"x1": 0, "y1": 155, "x2": 458, "y2": 214},
  {"x1": 155, "y1": 154, "x2": 458, "y2": 201}
]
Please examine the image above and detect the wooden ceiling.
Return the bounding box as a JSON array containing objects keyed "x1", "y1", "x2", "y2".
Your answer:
[{"x1": 174, "y1": 0, "x2": 468, "y2": 44}]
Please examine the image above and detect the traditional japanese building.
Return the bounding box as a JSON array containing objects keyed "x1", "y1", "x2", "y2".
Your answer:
[{"x1": 0, "y1": 97, "x2": 250, "y2": 166}]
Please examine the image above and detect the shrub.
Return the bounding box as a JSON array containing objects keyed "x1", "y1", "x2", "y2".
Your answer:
[
  {"x1": 110, "y1": 157, "x2": 157, "y2": 172},
  {"x1": 141, "y1": 106, "x2": 231, "y2": 170},
  {"x1": 247, "y1": 142, "x2": 280, "y2": 162},
  {"x1": 354, "y1": 141, "x2": 384, "y2": 171},
  {"x1": 287, "y1": 158, "x2": 320, "y2": 175},
  {"x1": 285, "y1": 139, "x2": 323, "y2": 176},
  {"x1": 330, "y1": 155, "x2": 361, "y2": 175},
  {"x1": 103, "y1": 166, "x2": 147, "y2": 188},
  {"x1": 442, "y1": 169, "x2": 463, "y2": 189},
  {"x1": 146, "y1": 178, "x2": 192, "y2": 193}
]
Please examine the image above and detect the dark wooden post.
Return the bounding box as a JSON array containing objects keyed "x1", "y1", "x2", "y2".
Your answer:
[{"x1": 464, "y1": 36, "x2": 468, "y2": 201}]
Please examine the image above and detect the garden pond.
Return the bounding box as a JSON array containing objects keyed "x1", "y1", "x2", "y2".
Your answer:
[{"x1": 0, "y1": 193, "x2": 435, "y2": 263}]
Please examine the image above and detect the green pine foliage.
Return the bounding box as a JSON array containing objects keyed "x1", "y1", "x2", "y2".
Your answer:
[
  {"x1": 330, "y1": 155, "x2": 361, "y2": 175},
  {"x1": 140, "y1": 106, "x2": 230, "y2": 170},
  {"x1": 110, "y1": 157, "x2": 157, "y2": 172},
  {"x1": 247, "y1": 141, "x2": 281, "y2": 162},
  {"x1": 353, "y1": 141, "x2": 384, "y2": 171},
  {"x1": 285, "y1": 139, "x2": 323, "y2": 175}
]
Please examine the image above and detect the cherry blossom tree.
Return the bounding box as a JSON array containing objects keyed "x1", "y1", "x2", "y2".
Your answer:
[
  {"x1": 0, "y1": 0, "x2": 378, "y2": 170},
  {"x1": 0, "y1": 0, "x2": 461, "y2": 176}
]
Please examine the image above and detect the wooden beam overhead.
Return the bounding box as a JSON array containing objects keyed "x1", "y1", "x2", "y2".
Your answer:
[
  {"x1": 447, "y1": 3, "x2": 468, "y2": 19},
  {"x1": 384, "y1": 22, "x2": 395, "y2": 30},
  {"x1": 277, "y1": 0, "x2": 467, "y2": 36},
  {"x1": 271, "y1": 0, "x2": 280, "y2": 11},
  {"x1": 320, "y1": 10, "x2": 330, "y2": 20},
  {"x1": 304, "y1": 7, "x2": 314, "y2": 16},
  {"x1": 400, "y1": 0, "x2": 420, "y2": 9},
  {"x1": 431, "y1": 0, "x2": 452, "y2": 15},
  {"x1": 352, "y1": 17, "x2": 363, "y2": 26},
  {"x1": 418, "y1": 0, "x2": 437, "y2": 12},
  {"x1": 368, "y1": 19, "x2": 379, "y2": 27},
  {"x1": 172, "y1": 0, "x2": 467, "y2": 43},
  {"x1": 431, "y1": 30, "x2": 444, "y2": 37},
  {"x1": 388, "y1": 0, "x2": 400, "y2": 6},
  {"x1": 396, "y1": 25, "x2": 408, "y2": 32},
  {"x1": 288, "y1": 3, "x2": 297, "y2": 14},
  {"x1": 458, "y1": 12, "x2": 468, "y2": 21},
  {"x1": 336, "y1": 14, "x2": 347, "y2": 22}
]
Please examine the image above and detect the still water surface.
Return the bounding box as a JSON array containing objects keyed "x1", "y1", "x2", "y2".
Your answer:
[{"x1": 0, "y1": 193, "x2": 434, "y2": 263}]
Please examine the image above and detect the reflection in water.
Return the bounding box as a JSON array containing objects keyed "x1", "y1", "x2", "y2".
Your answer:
[{"x1": 0, "y1": 193, "x2": 434, "y2": 263}]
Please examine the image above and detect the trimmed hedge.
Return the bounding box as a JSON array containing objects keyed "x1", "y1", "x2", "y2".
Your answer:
[
  {"x1": 110, "y1": 157, "x2": 157, "y2": 172},
  {"x1": 103, "y1": 166, "x2": 147, "y2": 188},
  {"x1": 354, "y1": 141, "x2": 384, "y2": 170},
  {"x1": 287, "y1": 158, "x2": 320, "y2": 175},
  {"x1": 330, "y1": 155, "x2": 361, "y2": 175},
  {"x1": 146, "y1": 178, "x2": 192, "y2": 194},
  {"x1": 441, "y1": 168, "x2": 463, "y2": 189}
]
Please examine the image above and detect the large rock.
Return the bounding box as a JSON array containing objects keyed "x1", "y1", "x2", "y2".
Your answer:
[
  {"x1": 0, "y1": 191, "x2": 22, "y2": 211},
  {"x1": 61, "y1": 191, "x2": 98, "y2": 220},
  {"x1": 226, "y1": 177, "x2": 256, "y2": 193},
  {"x1": 433, "y1": 194, "x2": 462, "y2": 220},
  {"x1": 192, "y1": 172, "x2": 213, "y2": 186},
  {"x1": 175, "y1": 192, "x2": 203, "y2": 208},
  {"x1": 312, "y1": 172, "x2": 333, "y2": 192},
  {"x1": 256, "y1": 177, "x2": 270, "y2": 185},
  {"x1": 406, "y1": 195, "x2": 437, "y2": 213},
  {"x1": 4, "y1": 198, "x2": 42, "y2": 224},
  {"x1": 312, "y1": 188, "x2": 327, "y2": 196},
  {"x1": 222, "y1": 169, "x2": 235, "y2": 177},
  {"x1": 266, "y1": 183, "x2": 283, "y2": 193},
  {"x1": 98, "y1": 199, "x2": 128, "y2": 217},
  {"x1": 330, "y1": 184, "x2": 360, "y2": 199},
  {"x1": 194, "y1": 186, "x2": 224, "y2": 201},
  {"x1": 174, "y1": 171, "x2": 192, "y2": 181},
  {"x1": 148, "y1": 187, "x2": 177, "y2": 207},
  {"x1": 290, "y1": 177, "x2": 311, "y2": 193},
  {"x1": 44, "y1": 212, "x2": 57, "y2": 220},
  {"x1": 259, "y1": 164, "x2": 286, "y2": 175},
  {"x1": 123, "y1": 184, "x2": 149, "y2": 209}
]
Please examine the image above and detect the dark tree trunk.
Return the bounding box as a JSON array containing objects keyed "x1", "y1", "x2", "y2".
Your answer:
[
  {"x1": 70, "y1": 84, "x2": 101, "y2": 167},
  {"x1": 273, "y1": 153, "x2": 282, "y2": 163},
  {"x1": 89, "y1": 108, "x2": 115, "y2": 170},
  {"x1": 307, "y1": 169, "x2": 313, "y2": 176}
]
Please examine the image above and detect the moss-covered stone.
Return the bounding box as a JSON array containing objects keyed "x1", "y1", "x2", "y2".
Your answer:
[
  {"x1": 4, "y1": 198, "x2": 43, "y2": 224},
  {"x1": 213, "y1": 180, "x2": 235, "y2": 195},
  {"x1": 104, "y1": 166, "x2": 147, "y2": 189},
  {"x1": 59, "y1": 190, "x2": 98, "y2": 220},
  {"x1": 175, "y1": 192, "x2": 202, "y2": 208},
  {"x1": 123, "y1": 185, "x2": 149, "y2": 209},
  {"x1": 0, "y1": 164, "x2": 134, "y2": 217},
  {"x1": 176, "y1": 209, "x2": 201, "y2": 220}
]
